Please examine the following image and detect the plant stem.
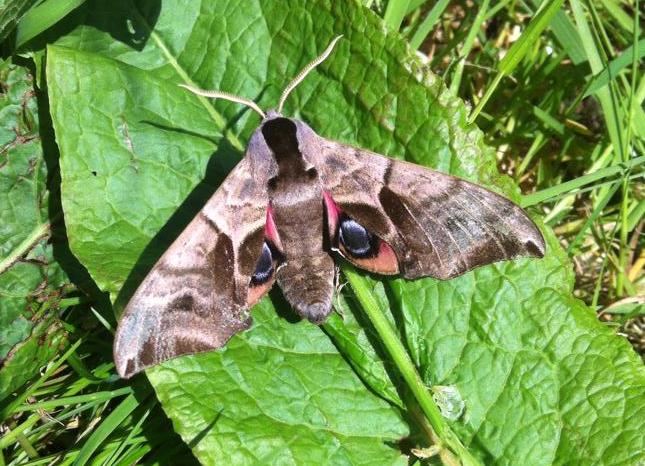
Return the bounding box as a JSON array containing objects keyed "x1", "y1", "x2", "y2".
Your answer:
[
  {"x1": 343, "y1": 266, "x2": 482, "y2": 466},
  {"x1": 383, "y1": 0, "x2": 411, "y2": 31},
  {"x1": 0, "y1": 222, "x2": 49, "y2": 275},
  {"x1": 450, "y1": 0, "x2": 490, "y2": 95},
  {"x1": 409, "y1": 0, "x2": 450, "y2": 49},
  {"x1": 468, "y1": 0, "x2": 564, "y2": 124}
]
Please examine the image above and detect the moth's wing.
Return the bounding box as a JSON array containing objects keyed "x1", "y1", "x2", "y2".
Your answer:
[
  {"x1": 315, "y1": 139, "x2": 545, "y2": 279},
  {"x1": 114, "y1": 157, "x2": 269, "y2": 378}
]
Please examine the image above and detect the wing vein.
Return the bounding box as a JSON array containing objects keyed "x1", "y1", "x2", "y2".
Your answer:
[{"x1": 447, "y1": 192, "x2": 509, "y2": 257}]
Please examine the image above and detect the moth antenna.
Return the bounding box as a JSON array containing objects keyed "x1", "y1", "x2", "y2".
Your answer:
[
  {"x1": 179, "y1": 84, "x2": 267, "y2": 119},
  {"x1": 277, "y1": 35, "x2": 343, "y2": 114}
]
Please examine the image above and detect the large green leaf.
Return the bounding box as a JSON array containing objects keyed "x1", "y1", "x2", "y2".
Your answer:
[
  {"x1": 45, "y1": 0, "x2": 645, "y2": 464},
  {"x1": 0, "y1": 59, "x2": 69, "y2": 402}
]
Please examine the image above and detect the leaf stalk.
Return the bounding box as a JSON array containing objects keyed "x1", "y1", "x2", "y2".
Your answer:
[{"x1": 343, "y1": 266, "x2": 482, "y2": 466}]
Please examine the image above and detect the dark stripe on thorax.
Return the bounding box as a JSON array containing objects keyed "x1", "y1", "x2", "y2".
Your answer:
[{"x1": 261, "y1": 118, "x2": 306, "y2": 174}]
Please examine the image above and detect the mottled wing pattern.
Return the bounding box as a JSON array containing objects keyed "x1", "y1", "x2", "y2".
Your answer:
[
  {"x1": 114, "y1": 158, "x2": 268, "y2": 378},
  {"x1": 314, "y1": 139, "x2": 545, "y2": 279}
]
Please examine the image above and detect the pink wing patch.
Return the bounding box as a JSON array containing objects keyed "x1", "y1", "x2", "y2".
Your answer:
[
  {"x1": 323, "y1": 190, "x2": 340, "y2": 240},
  {"x1": 246, "y1": 204, "x2": 283, "y2": 307},
  {"x1": 343, "y1": 240, "x2": 399, "y2": 275},
  {"x1": 264, "y1": 203, "x2": 283, "y2": 250}
]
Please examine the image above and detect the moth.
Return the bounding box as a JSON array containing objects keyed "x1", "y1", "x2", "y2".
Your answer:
[{"x1": 114, "y1": 37, "x2": 545, "y2": 378}]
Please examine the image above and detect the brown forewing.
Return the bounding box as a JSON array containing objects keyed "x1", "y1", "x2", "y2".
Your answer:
[{"x1": 113, "y1": 158, "x2": 268, "y2": 378}]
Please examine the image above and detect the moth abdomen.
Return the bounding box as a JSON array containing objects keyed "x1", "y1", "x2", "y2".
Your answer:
[
  {"x1": 276, "y1": 255, "x2": 335, "y2": 324},
  {"x1": 299, "y1": 302, "x2": 331, "y2": 325}
]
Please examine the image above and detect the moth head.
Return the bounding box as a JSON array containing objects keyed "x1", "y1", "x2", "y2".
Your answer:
[{"x1": 178, "y1": 35, "x2": 343, "y2": 119}]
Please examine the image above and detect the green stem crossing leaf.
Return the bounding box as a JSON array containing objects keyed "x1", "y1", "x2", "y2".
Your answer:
[{"x1": 344, "y1": 265, "x2": 482, "y2": 466}]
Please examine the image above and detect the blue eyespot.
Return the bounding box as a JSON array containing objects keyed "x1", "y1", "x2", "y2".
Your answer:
[
  {"x1": 339, "y1": 217, "x2": 377, "y2": 258},
  {"x1": 251, "y1": 242, "x2": 273, "y2": 285}
]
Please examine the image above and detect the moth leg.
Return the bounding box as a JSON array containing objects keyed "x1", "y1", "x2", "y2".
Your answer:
[{"x1": 330, "y1": 264, "x2": 348, "y2": 319}]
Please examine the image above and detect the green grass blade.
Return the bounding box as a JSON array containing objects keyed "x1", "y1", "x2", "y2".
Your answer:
[
  {"x1": 567, "y1": 181, "x2": 622, "y2": 255},
  {"x1": 66, "y1": 352, "x2": 111, "y2": 383},
  {"x1": 598, "y1": 0, "x2": 633, "y2": 33},
  {"x1": 469, "y1": 0, "x2": 565, "y2": 122},
  {"x1": 529, "y1": 0, "x2": 586, "y2": 64},
  {"x1": 383, "y1": 0, "x2": 411, "y2": 30},
  {"x1": 0, "y1": 339, "x2": 83, "y2": 421},
  {"x1": 498, "y1": 0, "x2": 565, "y2": 75},
  {"x1": 450, "y1": 0, "x2": 490, "y2": 94},
  {"x1": 406, "y1": 0, "x2": 427, "y2": 14},
  {"x1": 540, "y1": 172, "x2": 643, "y2": 206},
  {"x1": 584, "y1": 38, "x2": 645, "y2": 97},
  {"x1": 627, "y1": 199, "x2": 645, "y2": 231},
  {"x1": 71, "y1": 391, "x2": 147, "y2": 466},
  {"x1": 547, "y1": 9, "x2": 587, "y2": 64},
  {"x1": 103, "y1": 400, "x2": 152, "y2": 466},
  {"x1": 533, "y1": 105, "x2": 566, "y2": 135},
  {"x1": 15, "y1": 0, "x2": 87, "y2": 47},
  {"x1": 409, "y1": 0, "x2": 451, "y2": 49},
  {"x1": 521, "y1": 155, "x2": 645, "y2": 206},
  {"x1": 570, "y1": 0, "x2": 624, "y2": 161},
  {"x1": 632, "y1": 74, "x2": 645, "y2": 138},
  {"x1": 14, "y1": 388, "x2": 133, "y2": 412},
  {"x1": 615, "y1": 0, "x2": 640, "y2": 295}
]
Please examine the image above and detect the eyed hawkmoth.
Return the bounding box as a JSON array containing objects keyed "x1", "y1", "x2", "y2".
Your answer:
[{"x1": 114, "y1": 36, "x2": 545, "y2": 379}]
